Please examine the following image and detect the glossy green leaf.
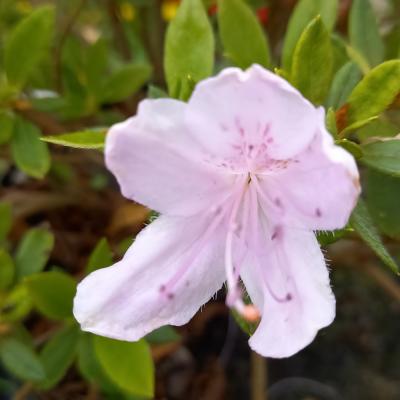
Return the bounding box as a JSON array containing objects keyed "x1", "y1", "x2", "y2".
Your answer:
[
  {"x1": 346, "y1": 60, "x2": 400, "y2": 125},
  {"x1": 15, "y1": 228, "x2": 54, "y2": 280},
  {"x1": 11, "y1": 119, "x2": 50, "y2": 179},
  {"x1": 164, "y1": 0, "x2": 214, "y2": 100},
  {"x1": 0, "y1": 338, "x2": 45, "y2": 382},
  {"x1": 39, "y1": 325, "x2": 80, "y2": 389},
  {"x1": 366, "y1": 169, "x2": 400, "y2": 241},
  {"x1": 0, "y1": 111, "x2": 14, "y2": 145},
  {"x1": 25, "y1": 271, "x2": 76, "y2": 320},
  {"x1": 282, "y1": 0, "x2": 338, "y2": 70},
  {"x1": 326, "y1": 62, "x2": 361, "y2": 109},
  {"x1": 86, "y1": 238, "x2": 113, "y2": 274},
  {"x1": 350, "y1": 199, "x2": 398, "y2": 273},
  {"x1": 146, "y1": 326, "x2": 180, "y2": 344},
  {"x1": 0, "y1": 202, "x2": 12, "y2": 242},
  {"x1": 101, "y1": 64, "x2": 152, "y2": 103},
  {"x1": 94, "y1": 336, "x2": 154, "y2": 397},
  {"x1": 349, "y1": 0, "x2": 384, "y2": 67},
  {"x1": 43, "y1": 130, "x2": 107, "y2": 150},
  {"x1": 0, "y1": 250, "x2": 14, "y2": 290},
  {"x1": 362, "y1": 140, "x2": 400, "y2": 176},
  {"x1": 291, "y1": 17, "x2": 332, "y2": 105},
  {"x1": 218, "y1": 0, "x2": 270, "y2": 69},
  {"x1": 5, "y1": 6, "x2": 54, "y2": 87}
]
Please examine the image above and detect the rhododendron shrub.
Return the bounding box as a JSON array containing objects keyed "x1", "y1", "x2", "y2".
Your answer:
[{"x1": 1, "y1": 0, "x2": 400, "y2": 398}]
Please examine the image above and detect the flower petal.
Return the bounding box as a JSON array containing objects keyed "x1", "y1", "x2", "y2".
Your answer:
[
  {"x1": 257, "y1": 111, "x2": 360, "y2": 231},
  {"x1": 187, "y1": 64, "x2": 319, "y2": 162},
  {"x1": 74, "y1": 214, "x2": 226, "y2": 341},
  {"x1": 106, "y1": 98, "x2": 233, "y2": 216},
  {"x1": 241, "y1": 208, "x2": 335, "y2": 358}
]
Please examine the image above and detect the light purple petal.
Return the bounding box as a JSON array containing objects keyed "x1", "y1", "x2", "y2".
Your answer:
[
  {"x1": 106, "y1": 98, "x2": 233, "y2": 216},
  {"x1": 240, "y1": 201, "x2": 335, "y2": 358},
  {"x1": 256, "y1": 110, "x2": 360, "y2": 231},
  {"x1": 73, "y1": 214, "x2": 226, "y2": 341},
  {"x1": 186, "y1": 64, "x2": 320, "y2": 166}
]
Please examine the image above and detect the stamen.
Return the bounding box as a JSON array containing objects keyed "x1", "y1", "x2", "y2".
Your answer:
[
  {"x1": 248, "y1": 183, "x2": 292, "y2": 305},
  {"x1": 159, "y1": 177, "x2": 249, "y2": 301}
]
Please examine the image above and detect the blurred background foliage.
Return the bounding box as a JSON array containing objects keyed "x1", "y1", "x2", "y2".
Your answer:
[{"x1": 0, "y1": 0, "x2": 400, "y2": 399}]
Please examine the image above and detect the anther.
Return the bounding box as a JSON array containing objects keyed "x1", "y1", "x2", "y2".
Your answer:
[{"x1": 242, "y1": 305, "x2": 261, "y2": 323}]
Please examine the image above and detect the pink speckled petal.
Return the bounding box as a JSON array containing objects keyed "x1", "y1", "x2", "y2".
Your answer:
[
  {"x1": 106, "y1": 98, "x2": 233, "y2": 216},
  {"x1": 187, "y1": 64, "x2": 320, "y2": 163},
  {"x1": 74, "y1": 213, "x2": 226, "y2": 341},
  {"x1": 241, "y1": 205, "x2": 335, "y2": 358},
  {"x1": 257, "y1": 110, "x2": 360, "y2": 231}
]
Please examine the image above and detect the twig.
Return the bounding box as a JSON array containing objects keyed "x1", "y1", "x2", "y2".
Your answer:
[
  {"x1": 106, "y1": 0, "x2": 131, "y2": 60},
  {"x1": 251, "y1": 351, "x2": 268, "y2": 400},
  {"x1": 363, "y1": 263, "x2": 400, "y2": 302},
  {"x1": 141, "y1": 0, "x2": 165, "y2": 85},
  {"x1": 13, "y1": 383, "x2": 33, "y2": 400}
]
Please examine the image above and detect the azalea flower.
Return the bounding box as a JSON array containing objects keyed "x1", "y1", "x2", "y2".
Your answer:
[{"x1": 74, "y1": 65, "x2": 360, "y2": 358}]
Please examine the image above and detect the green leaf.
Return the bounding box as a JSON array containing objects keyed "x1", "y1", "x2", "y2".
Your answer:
[
  {"x1": 362, "y1": 140, "x2": 400, "y2": 176},
  {"x1": 86, "y1": 238, "x2": 113, "y2": 274},
  {"x1": 15, "y1": 228, "x2": 54, "y2": 280},
  {"x1": 11, "y1": 119, "x2": 51, "y2": 179},
  {"x1": 147, "y1": 85, "x2": 169, "y2": 99},
  {"x1": 346, "y1": 60, "x2": 400, "y2": 125},
  {"x1": 25, "y1": 271, "x2": 76, "y2": 320},
  {"x1": 325, "y1": 108, "x2": 338, "y2": 139},
  {"x1": 0, "y1": 111, "x2": 14, "y2": 145},
  {"x1": 316, "y1": 228, "x2": 349, "y2": 245},
  {"x1": 101, "y1": 64, "x2": 152, "y2": 103},
  {"x1": 356, "y1": 118, "x2": 399, "y2": 141},
  {"x1": 145, "y1": 326, "x2": 180, "y2": 344},
  {"x1": 39, "y1": 325, "x2": 80, "y2": 389},
  {"x1": 78, "y1": 333, "x2": 113, "y2": 388},
  {"x1": 0, "y1": 338, "x2": 46, "y2": 382},
  {"x1": 43, "y1": 130, "x2": 107, "y2": 150},
  {"x1": 281, "y1": 0, "x2": 338, "y2": 70},
  {"x1": 0, "y1": 285, "x2": 32, "y2": 322},
  {"x1": 85, "y1": 39, "x2": 109, "y2": 98},
  {"x1": 164, "y1": 0, "x2": 214, "y2": 100},
  {"x1": 0, "y1": 250, "x2": 14, "y2": 290},
  {"x1": 218, "y1": 0, "x2": 270, "y2": 69},
  {"x1": 326, "y1": 62, "x2": 361, "y2": 109},
  {"x1": 350, "y1": 199, "x2": 398, "y2": 273},
  {"x1": 0, "y1": 202, "x2": 12, "y2": 242},
  {"x1": 291, "y1": 17, "x2": 332, "y2": 105},
  {"x1": 94, "y1": 336, "x2": 154, "y2": 397},
  {"x1": 5, "y1": 6, "x2": 54, "y2": 87},
  {"x1": 366, "y1": 169, "x2": 400, "y2": 241},
  {"x1": 340, "y1": 116, "x2": 378, "y2": 137},
  {"x1": 349, "y1": 0, "x2": 384, "y2": 67}
]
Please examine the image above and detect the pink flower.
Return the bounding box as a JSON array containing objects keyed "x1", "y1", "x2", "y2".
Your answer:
[{"x1": 73, "y1": 65, "x2": 360, "y2": 358}]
